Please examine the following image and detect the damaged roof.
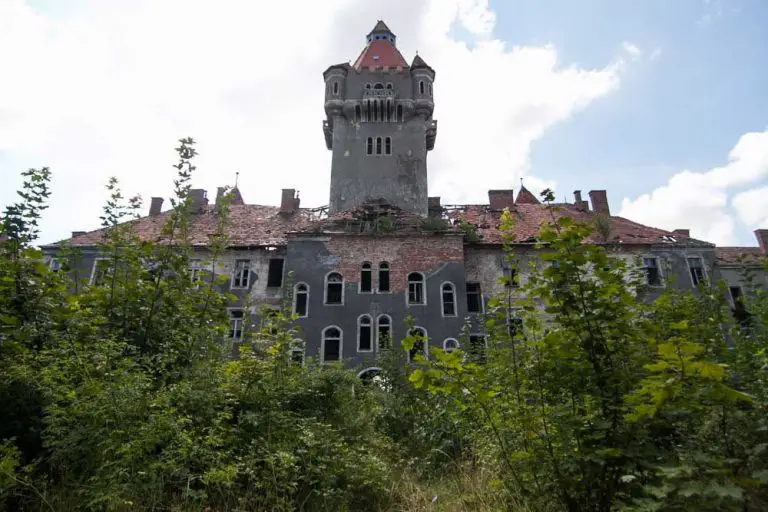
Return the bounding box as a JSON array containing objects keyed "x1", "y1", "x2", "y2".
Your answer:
[{"x1": 715, "y1": 247, "x2": 766, "y2": 266}]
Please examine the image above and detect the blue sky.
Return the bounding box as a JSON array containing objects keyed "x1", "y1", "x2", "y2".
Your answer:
[{"x1": 1, "y1": 0, "x2": 766, "y2": 247}]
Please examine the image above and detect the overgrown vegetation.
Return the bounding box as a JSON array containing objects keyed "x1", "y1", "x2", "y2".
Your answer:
[{"x1": 1, "y1": 140, "x2": 767, "y2": 511}]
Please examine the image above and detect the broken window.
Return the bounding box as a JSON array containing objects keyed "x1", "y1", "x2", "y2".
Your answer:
[
  {"x1": 229, "y1": 309, "x2": 244, "y2": 341},
  {"x1": 503, "y1": 263, "x2": 519, "y2": 289},
  {"x1": 267, "y1": 258, "x2": 284, "y2": 287},
  {"x1": 468, "y1": 335, "x2": 487, "y2": 364},
  {"x1": 360, "y1": 262, "x2": 372, "y2": 293},
  {"x1": 358, "y1": 315, "x2": 373, "y2": 352},
  {"x1": 408, "y1": 327, "x2": 427, "y2": 362},
  {"x1": 376, "y1": 137, "x2": 383, "y2": 155},
  {"x1": 643, "y1": 257, "x2": 662, "y2": 286},
  {"x1": 408, "y1": 272, "x2": 425, "y2": 305},
  {"x1": 90, "y1": 258, "x2": 111, "y2": 286},
  {"x1": 231, "y1": 259, "x2": 251, "y2": 289},
  {"x1": 294, "y1": 283, "x2": 309, "y2": 317},
  {"x1": 378, "y1": 262, "x2": 390, "y2": 292},
  {"x1": 466, "y1": 282, "x2": 483, "y2": 313},
  {"x1": 325, "y1": 272, "x2": 344, "y2": 304},
  {"x1": 189, "y1": 259, "x2": 202, "y2": 287},
  {"x1": 508, "y1": 308, "x2": 524, "y2": 339},
  {"x1": 377, "y1": 315, "x2": 392, "y2": 349},
  {"x1": 687, "y1": 257, "x2": 706, "y2": 287},
  {"x1": 443, "y1": 338, "x2": 459, "y2": 353},
  {"x1": 49, "y1": 258, "x2": 62, "y2": 272},
  {"x1": 441, "y1": 282, "x2": 456, "y2": 316},
  {"x1": 290, "y1": 340, "x2": 305, "y2": 366},
  {"x1": 322, "y1": 326, "x2": 342, "y2": 362}
]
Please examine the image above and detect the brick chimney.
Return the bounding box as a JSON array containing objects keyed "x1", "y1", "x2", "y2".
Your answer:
[
  {"x1": 488, "y1": 190, "x2": 515, "y2": 211},
  {"x1": 588, "y1": 190, "x2": 610, "y2": 216},
  {"x1": 149, "y1": 197, "x2": 164, "y2": 216},
  {"x1": 755, "y1": 229, "x2": 768, "y2": 254},
  {"x1": 71, "y1": 231, "x2": 85, "y2": 238},
  {"x1": 673, "y1": 229, "x2": 690, "y2": 238},
  {"x1": 428, "y1": 196, "x2": 442, "y2": 217},
  {"x1": 280, "y1": 189, "x2": 300, "y2": 213},
  {"x1": 573, "y1": 190, "x2": 589, "y2": 211},
  {"x1": 188, "y1": 189, "x2": 209, "y2": 212}
]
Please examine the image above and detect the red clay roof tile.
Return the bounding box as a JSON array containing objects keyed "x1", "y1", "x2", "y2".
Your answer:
[
  {"x1": 353, "y1": 40, "x2": 408, "y2": 70},
  {"x1": 514, "y1": 185, "x2": 540, "y2": 205}
]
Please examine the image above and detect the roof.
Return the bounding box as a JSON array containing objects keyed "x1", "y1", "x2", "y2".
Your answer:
[
  {"x1": 368, "y1": 20, "x2": 393, "y2": 35},
  {"x1": 411, "y1": 54, "x2": 431, "y2": 70},
  {"x1": 514, "y1": 185, "x2": 540, "y2": 205},
  {"x1": 353, "y1": 40, "x2": 409, "y2": 70},
  {"x1": 716, "y1": 247, "x2": 766, "y2": 266},
  {"x1": 43, "y1": 200, "x2": 716, "y2": 251}
]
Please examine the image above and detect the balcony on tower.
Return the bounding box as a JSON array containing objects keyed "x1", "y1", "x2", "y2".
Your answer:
[
  {"x1": 362, "y1": 88, "x2": 396, "y2": 100},
  {"x1": 426, "y1": 119, "x2": 437, "y2": 150}
]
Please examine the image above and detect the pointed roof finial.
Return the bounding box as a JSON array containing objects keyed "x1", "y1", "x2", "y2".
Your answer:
[{"x1": 235, "y1": 171, "x2": 240, "y2": 187}]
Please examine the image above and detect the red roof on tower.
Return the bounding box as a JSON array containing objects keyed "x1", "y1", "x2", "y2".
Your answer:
[
  {"x1": 353, "y1": 40, "x2": 409, "y2": 70},
  {"x1": 515, "y1": 185, "x2": 541, "y2": 205}
]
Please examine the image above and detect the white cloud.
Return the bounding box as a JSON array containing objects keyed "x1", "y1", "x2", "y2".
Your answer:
[
  {"x1": 619, "y1": 130, "x2": 768, "y2": 246},
  {"x1": 0, "y1": 0, "x2": 625, "y2": 244},
  {"x1": 621, "y1": 41, "x2": 642, "y2": 59}
]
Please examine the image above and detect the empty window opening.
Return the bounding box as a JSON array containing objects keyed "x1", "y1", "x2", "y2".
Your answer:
[
  {"x1": 366, "y1": 137, "x2": 374, "y2": 155},
  {"x1": 229, "y1": 309, "x2": 244, "y2": 341},
  {"x1": 232, "y1": 259, "x2": 251, "y2": 289},
  {"x1": 378, "y1": 262, "x2": 390, "y2": 292},
  {"x1": 466, "y1": 282, "x2": 483, "y2": 312},
  {"x1": 385, "y1": 137, "x2": 392, "y2": 155},
  {"x1": 503, "y1": 262, "x2": 519, "y2": 288},
  {"x1": 386, "y1": 99, "x2": 391, "y2": 122},
  {"x1": 374, "y1": 82, "x2": 384, "y2": 89},
  {"x1": 469, "y1": 335, "x2": 487, "y2": 364},
  {"x1": 90, "y1": 258, "x2": 112, "y2": 286},
  {"x1": 355, "y1": 105, "x2": 361, "y2": 122},
  {"x1": 325, "y1": 272, "x2": 344, "y2": 304},
  {"x1": 333, "y1": 82, "x2": 339, "y2": 95},
  {"x1": 408, "y1": 327, "x2": 427, "y2": 362},
  {"x1": 508, "y1": 309, "x2": 524, "y2": 339},
  {"x1": 376, "y1": 137, "x2": 383, "y2": 155},
  {"x1": 419, "y1": 81, "x2": 425, "y2": 94},
  {"x1": 365, "y1": 83, "x2": 372, "y2": 89},
  {"x1": 396, "y1": 104, "x2": 403, "y2": 123},
  {"x1": 360, "y1": 262, "x2": 372, "y2": 293},
  {"x1": 687, "y1": 257, "x2": 706, "y2": 287},
  {"x1": 267, "y1": 258, "x2": 284, "y2": 288},
  {"x1": 322, "y1": 326, "x2": 342, "y2": 362},
  {"x1": 408, "y1": 272, "x2": 426, "y2": 305},
  {"x1": 367, "y1": 99, "x2": 372, "y2": 121},
  {"x1": 49, "y1": 258, "x2": 62, "y2": 272},
  {"x1": 358, "y1": 315, "x2": 373, "y2": 352},
  {"x1": 294, "y1": 283, "x2": 309, "y2": 317},
  {"x1": 377, "y1": 315, "x2": 392, "y2": 349},
  {"x1": 443, "y1": 338, "x2": 459, "y2": 353},
  {"x1": 729, "y1": 286, "x2": 745, "y2": 310},
  {"x1": 386, "y1": 83, "x2": 393, "y2": 89},
  {"x1": 373, "y1": 101, "x2": 378, "y2": 122},
  {"x1": 290, "y1": 340, "x2": 305, "y2": 366},
  {"x1": 642, "y1": 257, "x2": 662, "y2": 286},
  {"x1": 442, "y1": 282, "x2": 456, "y2": 316}
]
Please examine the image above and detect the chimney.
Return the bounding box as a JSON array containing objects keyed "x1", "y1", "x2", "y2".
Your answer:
[
  {"x1": 488, "y1": 190, "x2": 515, "y2": 211},
  {"x1": 188, "y1": 189, "x2": 208, "y2": 212},
  {"x1": 280, "y1": 189, "x2": 300, "y2": 213},
  {"x1": 215, "y1": 187, "x2": 227, "y2": 204},
  {"x1": 71, "y1": 231, "x2": 85, "y2": 238},
  {"x1": 149, "y1": 197, "x2": 164, "y2": 216},
  {"x1": 672, "y1": 229, "x2": 690, "y2": 238},
  {"x1": 755, "y1": 229, "x2": 768, "y2": 254},
  {"x1": 573, "y1": 190, "x2": 589, "y2": 211},
  {"x1": 588, "y1": 190, "x2": 610, "y2": 216},
  {"x1": 428, "y1": 196, "x2": 442, "y2": 216}
]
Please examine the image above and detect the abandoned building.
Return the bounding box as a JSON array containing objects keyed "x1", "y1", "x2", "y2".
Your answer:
[{"x1": 41, "y1": 21, "x2": 768, "y2": 376}]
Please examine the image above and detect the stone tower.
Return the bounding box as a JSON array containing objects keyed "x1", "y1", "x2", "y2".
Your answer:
[{"x1": 323, "y1": 21, "x2": 437, "y2": 215}]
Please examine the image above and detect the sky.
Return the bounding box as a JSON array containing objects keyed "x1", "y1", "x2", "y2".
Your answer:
[{"x1": 0, "y1": 0, "x2": 766, "y2": 247}]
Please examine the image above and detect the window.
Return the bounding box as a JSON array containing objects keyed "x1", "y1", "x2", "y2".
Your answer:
[
  {"x1": 267, "y1": 258, "x2": 284, "y2": 287},
  {"x1": 396, "y1": 104, "x2": 403, "y2": 123},
  {"x1": 355, "y1": 105, "x2": 361, "y2": 122},
  {"x1": 419, "y1": 80, "x2": 425, "y2": 94},
  {"x1": 503, "y1": 265, "x2": 519, "y2": 288},
  {"x1": 377, "y1": 315, "x2": 392, "y2": 349},
  {"x1": 290, "y1": 340, "x2": 305, "y2": 366},
  {"x1": 366, "y1": 83, "x2": 371, "y2": 89},
  {"x1": 443, "y1": 338, "x2": 460, "y2": 353},
  {"x1": 358, "y1": 315, "x2": 373, "y2": 352},
  {"x1": 376, "y1": 137, "x2": 383, "y2": 155},
  {"x1": 378, "y1": 262, "x2": 390, "y2": 292},
  {"x1": 325, "y1": 272, "x2": 344, "y2": 304},
  {"x1": 408, "y1": 327, "x2": 427, "y2": 362},
  {"x1": 466, "y1": 282, "x2": 483, "y2": 313},
  {"x1": 386, "y1": 83, "x2": 393, "y2": 89},
  {"x1": 366, "y1": 137, "x2": 374, "y2": 155},
  {"x1": 441, "y1": 282, "x2": 456, "y2": 316},
  {"x1": 49, "y1": 258, "x2": 62, "y2": 272},
  {"x1": 508, "y1": 309, "x2": 523, "y2": 339},
  {"x1": 385, "y1": 137, "x2": 391, "y2": 155},
  {"x1": 643, "y1": 257, "x2": 662, "y2": 286},
  {"x1": 293, "y1": 283, "x2": 309, "y2": 317},
  {"x1": 189, "y1": 259, "x2": 202, "y2": 287},
  {"x1": 407, "y1": 272, "x2": 426, "y2": 305},
  {"x1": 322, "y1": 326, "x2": 342, "y2": 362},
  {"x1": 360, "y1": 262, "x2": 372, "y2": 293},
  {"x1": 333, "y1": 81, "x2": 338, "y2": 95},
  {"x1": 374, "y1": 82, "x2": 384, "y2": 89},
  {"x1": 231, "y1": 259, "x2": 251, "y2": 289},
  {"x1": 90, "y1": 258, "x2": 111, "y2": 286},
  {"x1": 687, "y1": 257, "x2": 706, "y2": 287},
  {"x1": 468, "y1": 335, "x2": 487, "y2": 364},
  {"x1": 229, "y1": 309, "x2": 244, "y2": 341},
  {"x1": 729, "y1": 286, "x2": 745, "y2": 310}
]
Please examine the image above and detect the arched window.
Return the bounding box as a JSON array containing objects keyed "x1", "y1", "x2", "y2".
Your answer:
[
  {"x1": 333, "y1": 82, "x2": 339, "y2": 95},
  {"x1": 374, "y1": 100, "x2": 379, "y2": 122},
  {"x1": 386, "y1": 83, "x2": 393, "y2": 89},
  {"x1": 385, "y1": 137, "x2": 391, "y2": 155},
  {"x1": 378, "y1": 262, "x2": 390, "y2": 292},
  {"x1": 355, "y1": 105, "x2": 361, "y2": 122},
  {"x1": 358, "y1": 315, "x2": 373, "y2": 352},
  {"x1": 419, "y1": 80, "x2": 424, "y2": 95},
  {"x1": 407, "y1": 272, "x2": 425, "y2": 305},
  {"x1": 408, "y1": 327, "x2": 428, "y2": 362},
  {"x1": 366, "y1": 137, "x2": 373, "y2": 155},
  {"x1": 290, "y1": 339, "x2": 305, "y2": 366},
  {"x1": 322, "y1": 326, "x2": 342, "y2": 362},
  {"x1": 376, "y1": 315, "x2": 392, "y2": 349},
  {"x1": 374, "y1": 82, "x2": 384, "y2": 89},
  {"x1": 325, "y1": 272, "x2": 344, "y2": 305},
  {"x1": 443, "y1": 338, "x2": 460, "y2": 353},
  {"x1": 366, "y1": 83, "x2": 372, "y2": 89},
  {"x1": 293, "y1": 282, "x2": 309, "y2": 317},
  {"x1": 386, "y1": 99, "x2": 391, "y2": 122},
  {"x1": 376, "y1": 137, "x2": 383, "y2": 155},
  {"x1": 360, "y1": 262, "x2": 372, "y2": 293},
  {"x1": 441, "y1": 282, "x2": 456, "y2": 317},
  {"x1": 396, "y1": 104, "x2": 403, "y2": 123}
]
